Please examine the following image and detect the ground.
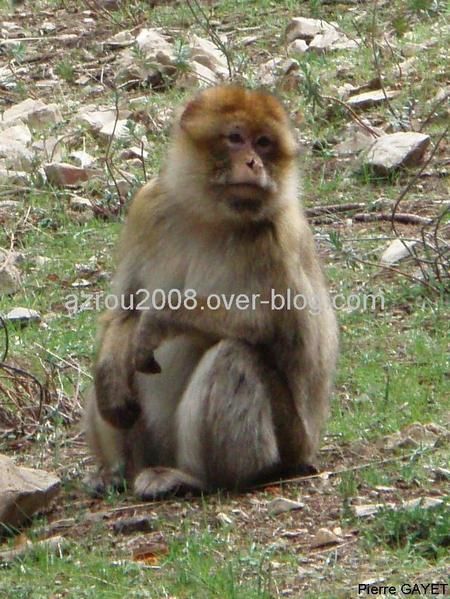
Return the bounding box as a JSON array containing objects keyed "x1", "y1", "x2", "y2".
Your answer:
[{"x1": 0, "y1": 0, "x2": 448, "y2": 597}]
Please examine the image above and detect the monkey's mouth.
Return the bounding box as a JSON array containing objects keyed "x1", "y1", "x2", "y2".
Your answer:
[
  {"x1": 228, "y1": 196, "x2": 263, "y2": 213},
  {"x1": 224, "y1": 184, "x2": 265, "y2": 214}
]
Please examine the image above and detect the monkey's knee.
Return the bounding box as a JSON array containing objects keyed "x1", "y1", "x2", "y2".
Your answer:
[{"x1": 177, "y1": 340, "x2": 280, "y2": 489}]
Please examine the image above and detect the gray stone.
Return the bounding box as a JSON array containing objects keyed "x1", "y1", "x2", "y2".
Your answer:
[
  {"x1": 364, "y1": 132, "x2": 430, "y2": 173},
  {"x1": 2, "y1": 98, "x2": 62, "y2": 129},
  {"x1": 286, "y1": 17, "x2": 336, "y2": 43},
  {"x1": 4, "y1": 307, "x2": 41, "y2": 327},
  {"x1": 0, "y1": 454, "x2": 60, "y2": 530},
  {"x1": 347, "y1": 89, "x2": 400, "y2": 108}
]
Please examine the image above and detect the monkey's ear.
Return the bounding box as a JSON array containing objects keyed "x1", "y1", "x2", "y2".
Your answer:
[{"x1": 179, "y1": 95, "x2": 203, "y2": 133}]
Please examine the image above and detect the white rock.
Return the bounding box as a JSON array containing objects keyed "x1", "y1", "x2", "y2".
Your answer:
[
  {"x1": 0, "y1": 168, "x2": 30, "y2": 185},
  {"x1": 0, "y1": 454, "x2": 60, "y2": 529},
  {"x1": 179, "y1": 61, "x2": 218, "y2": 88},
  {"x1": 286, "y1": 17, "x2": 337, "y2": 43},
  {"x1": 32, "y1": 137, "x2": 63, "y2": 162},
  {"x1": 2, "y1": 98, "x2": 62, "y2": 129},
  {"x1": 259, "y1": 57, "x2": 299, "y2": 86},
  {"x1": 288, "y1": 39, "x2": 308, "y2": 55},
  {"x1": 0, "y1": 261, "x2": 21, "y2": 295},
  {"x1": 380, "y1": 239, "x2": 417, "y2": 266},
  {"x1": 188, "y1": 33, "x2": 229, "y2": 77},
  {"x1": 0, "y1": 123, "x2": 33, "y2": 170},
  {"x1": 364, "y1": 132, "x2": 430, "y2": 173},
  {"x1": 347, "y1": 89, "x2": 400, "y2": 108},
  {"x1": 308, "y1": 28, "x2": 341, "y2": 51},
  {"x1": 69, "y1": 196, "x2": 94, "y2": 212},
  {"x1": 77, "y1": 105, "x2": 130, "y2": 131},
  {"x1": 268, "y1": 497, "x2": 305, "y2": 515},
  {"x1": 70, "y1": 150, "x2": 96, "y2": 168},
  {"x1": 104, "y1": 30, "x2": 135, "y2": 48},
  {"x1": 136, "y1": 28, "x2": 176, "y2": 64},
  {"x1": 4, "y1": 307, "x2": 41, "y2": 326},
  {"x1": 311, "y1": 527, "x2": 340, "y2": 548}
]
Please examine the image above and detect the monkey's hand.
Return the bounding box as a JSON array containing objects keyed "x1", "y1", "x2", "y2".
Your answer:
[
  {"x1": 95, "y1": 356, "x2": 141, "y2": 428},
  {"x1": 134, "y1": 311, "x2": 174, "y2": 374}
]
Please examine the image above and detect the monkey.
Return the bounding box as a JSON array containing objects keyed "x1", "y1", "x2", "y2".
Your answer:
[{"x1": 84, "y1": 85, "x2": 339, "y2": 500}]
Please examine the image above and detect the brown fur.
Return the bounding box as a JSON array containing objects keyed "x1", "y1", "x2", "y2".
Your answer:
[{"x1": 85, "y1": 85, "x2": 338, "y2": 499}]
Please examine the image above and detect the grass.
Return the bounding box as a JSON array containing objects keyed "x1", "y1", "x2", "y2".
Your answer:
[{"x1": 0, "y1": 0, "x2": 449, "y2": 596}]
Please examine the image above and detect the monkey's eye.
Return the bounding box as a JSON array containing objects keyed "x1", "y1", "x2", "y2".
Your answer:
[
  {"x1": 255, "y1": 136, "x2": 272, "y2": 150},
  {"x1": 227, "y1": 132, "x2": 245, "y2": 145}
]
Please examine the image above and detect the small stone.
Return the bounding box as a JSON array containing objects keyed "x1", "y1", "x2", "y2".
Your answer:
[
  {"x1": 104, "y1": 30, "x2": 135, "y2": 48},
  {"x1": 347, "y1": 89, "x2": 400, "y2": 108},
  {"x1": 188, "y1": 34, "x2": 229, "y2": 77},
  {"x1": 69, "y1": 150, "x2": 96, "y2": 168},
  {"x1": 364, "y1": 132, "x2": 430, "y2": 174},
  {"x1": 2, "y1": 98, "x2": 62, "y2": 129},
  {"x1": 44, "y1": 162, "x2": 93, "y2": 187},
  {"x1": 380, "y1": 239, "x2": 417, "y2": 266},
  {"x1": 136, "y1": 28, "x2": 176, "y2": 64},
  {"x1": 113, "y1": 516, "x2": 154, "y2": 535},
  {"x1": 310, "y1": 527, "x2": 340, "y2": 548},
  {"x1": 0, "y1": 122, "x2": 33, "y2": 170},
  {"x1": 286, "y1": 17, "x2": 337, "y2": 43},
  {"x1": 403, "y1": 497, "x2": 444, "y2": 510},
  {"x1": 179, "y1": 61, "x2": 218, "y2": 88},
  {"x1": 216, "y1": 512, "x2": 234, "y2": 526},
  {"x1": 268, "y1": 497, "x2": 305, "y2": 515},
  {"x1": 288, "y1": 39, "x2": 308, "y2": 55},
  {"x1": 0, "y1": 454, "x2": 60, "y2": 529},
  {"x1": 4, "y1": 307, "x2": 41, "y2": 327},
  {"x1": 69, "y1": 196, "x2": 94, "y2": 212}
]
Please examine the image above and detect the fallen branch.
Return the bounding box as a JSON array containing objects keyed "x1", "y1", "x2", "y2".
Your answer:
[
  {"x1": 353, "y1": 212, "x2": 432, "y2": 225},
  {"x1": 305, "y1": 202, "x2": 366, "y2": 217}
]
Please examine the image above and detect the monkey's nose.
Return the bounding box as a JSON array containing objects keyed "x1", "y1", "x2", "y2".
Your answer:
[{"x1": 246, "y1": 158, "x2": 256, "y2": 170}]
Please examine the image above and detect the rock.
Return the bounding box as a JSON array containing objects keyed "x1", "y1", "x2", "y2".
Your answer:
[
  {"x1": 0, "y1": 122, "x2": 33, "y2": 170},
  {"x1": 347, "y1": 89, "x2": 400, "y2": 108},
  {"x1": 0, "y1": 535, "x2": 68, "y2": 564},
  {"x1": 44, "y1": 162, "x2": 93, "y2": 187},
  {"x1": 77, "y1": 105, "x2": 130, "y2": 130},
  {"x1": 120, "y1": 146, "x2": 149, "y2": 161},
  {"x1": 352, "y1": 503, "x2": 393, "y2": 518},
  {"x1": 113, "y1": 516, "x2": 155, "y2": 535},
  {"x1": 364, "y1": 132, "x2": 430, "y2": 174},
  {"x1": 308, "y1": 28, "x2": 341, "y2": 52},
  {"x1": 268, "y1": 497, "x2": 305, "y2": 515},
  {"x1": 69, "y1": 150, "x2": 96, "y2": 168},
  {"x1": 31, "y1": 136, "x2": 63, "y2": 162},
  {"x1": 2, "y1": 98, "x2": 62, "y2": 129},
  {"x1": 188, "y1": 34, "x2": 229, "y2": 77},
  {"x1": 179, "y1": 61, "x2": 218, "y2": 88},
  {"x1": 310, "y1": 527, "x2": 340, "y2": 548},
  {"x1": 380, "y1": 239, "x2": 417, "y2": 266},
  {"x1": 0, "y1": 168, "x2": 30, "y2": 186},
  {"x1": 136, "y1": 28, "x2": 176, "y2": 65},
  {"x1": 382, "y1": 422, "x2": 448, "y2": 450},
  {"x1": 0, "y1": 264, "x2": 21, "y2": 296},
  {"x1": 4, "y1": 307, "x2": 41, "y2": 327},
  {"x1": 403, "y1": 497, "x2": 444, "y2": 510},
  {"x1": 104, "y1": 30, "x2": 135, "y2": 49},
  {"x1": 334, "y1": 125, "x2": 380, "y2": 157},
  {"x1": 259, "y1": 57, "x2": 299, "y2": 87},
  {"x1": 286, "y1": 17, "x2": 336, "y2": 43},
  {"x1": 288, "y1": 39, "x2": 308, "y2": 55},
  {"x1": 0, "y1": 454, "x2": 60, "y2": 530},
  {"x1": 69, "y1": 196, "x2": 94, "y2": 213}
]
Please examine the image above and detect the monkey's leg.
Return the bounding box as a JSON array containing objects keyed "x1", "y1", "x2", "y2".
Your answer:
[
  {"x1": 84, "y1": 391, "x2": 128, "y2": 495},
  {"x1": 134, "y1": 339, "x2": 282, "y2": 499}
]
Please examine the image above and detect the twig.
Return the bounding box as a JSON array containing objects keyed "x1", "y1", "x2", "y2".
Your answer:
[
  {"x1": 305, "y1": 203, "x2": 366, "y2": 217},
  {"x1": 322, "y1": 95, "x2": 381, "y2": 138},
  {"x1": 353, "y1": 212, "x2": 432, "y2": 225},
  {"x1": 251, "y1": 451, "x2": 423, "y2": 490},
  {"x1": 0, "y1": 363, "x2": 45, "y2": 421}
]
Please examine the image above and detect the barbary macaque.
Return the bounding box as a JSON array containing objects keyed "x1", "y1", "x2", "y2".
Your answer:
[{"x1": 85, "y1": 85, "x2": 338, "y2": 499}]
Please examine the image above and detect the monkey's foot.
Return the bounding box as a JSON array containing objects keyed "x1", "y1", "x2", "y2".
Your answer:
[
  {"x1": 134, "y1": 467, "x2": 204, "y2": 500},
  {"x1": 83, "y1": 468, "x2": 126, "y2": 497}
]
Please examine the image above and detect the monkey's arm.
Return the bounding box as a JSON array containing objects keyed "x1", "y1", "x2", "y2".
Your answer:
[
  {"x1": 94, "y1": 179, "x2": 165, "y2": 425},
  {"x1": 134, "y1": 298, "x2": 276, "y2": 373}
]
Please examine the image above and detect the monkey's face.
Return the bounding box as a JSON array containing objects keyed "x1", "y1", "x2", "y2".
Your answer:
[{"x1": 170, "y1": 86, "x2": 299, "y2": 224}]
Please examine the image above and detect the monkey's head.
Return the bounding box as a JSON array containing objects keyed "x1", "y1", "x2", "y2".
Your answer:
[{"x1": 165, "y1": 85, "x2": 299, "y2": 224}]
